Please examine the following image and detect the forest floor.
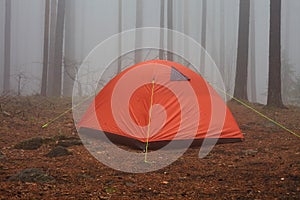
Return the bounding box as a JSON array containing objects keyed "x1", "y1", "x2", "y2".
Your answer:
[{"x1": 0, "y1": 96, "x2": 299, "y2": 199}]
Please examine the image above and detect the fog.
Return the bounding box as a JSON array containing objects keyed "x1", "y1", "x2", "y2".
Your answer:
[{"x1": 1, "y1": 0, "x2": 300, "y2": 105}]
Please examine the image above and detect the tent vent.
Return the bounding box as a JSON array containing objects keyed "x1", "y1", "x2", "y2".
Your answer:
[{"x1": 170, "y1": 67, "x2": 190, "y2": 81}]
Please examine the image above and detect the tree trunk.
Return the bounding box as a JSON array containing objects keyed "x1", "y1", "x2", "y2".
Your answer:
[
  {"x1": 63, "y1": 0, "x2": 76, "y2": 96},
  {"x1": 47, "y1": 0, "x2": 57, "y2": 96},
  {"x1": 3, "y1": 0, "x2": 11, "y2": 93},
  {"x1": 167, "y1": 0, "x2": 173, "y2": 61},
  {"x1": 49, "y1": 0, "x2": 65, "y2": 96},
  {"x1": 219, "y1": 0, "x2": 225, "y2": 77},
  {"x1": 200, "y1": 0, "x2": 207, "y2": 74},
  {"x1": 249, "y1": 0, "x2": 257, "y2": 102},
  {"x1": 183, "y1": 1, "x2": 189, "y2": 61},
  {"x1": 211, "y1": 0, "x2": 218, "y2": 78},
  {"x1": 135, "y1": 0, "x2": 143, "y2": 64},
  {"x1": 117, "y1": 0, "x2": 122, "y2": 73},
  {"x1": 284, "y1": 0, "x2": 290, "y2": 60},
  {"x1": 267, "y1": 0, "x2": 284, "y2": 107},
  {"x1": 41, "y1": 0, "x2": 50, "y2": 96},
  {"x1": 281, "y1": 0, "x2": 291, "y2": 104},
  {"x1": 233, "y1": 0, "x2": 250, "y2": 100},
  {"x1": 159, "y1": 0, "x2": 165, "y2": 60}
]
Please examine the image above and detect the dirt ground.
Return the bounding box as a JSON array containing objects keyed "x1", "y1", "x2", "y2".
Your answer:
[{"x1": 0, "y1": 96, "x2": 299, "y2": 199}]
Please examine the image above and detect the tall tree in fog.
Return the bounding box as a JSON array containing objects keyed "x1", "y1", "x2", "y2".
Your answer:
[
  {"x1": 284, "y1": 0, "x2": 290, "y2": 60},
  {"x1": 3, "y1": 0, "x2": 11, "y2": 92},
  {"x1": 219, "y1": 0, "x2": 225, "y2": 77},
  {"x1": 53, "y1": 0, "x2": 65, "y2": 96},
  {"x1": 41, "y1": 0, "x2": 50, "y2": 96},
  {"x1": 167, "y1": 0, "x2": 173, "y2": 61},
  {"x1": 135, "y1": 0, "x2": 143, "y2": 64},
  {"x1": 234, "y1": 0, "x2": 250, "y2": 100},
  {"x1": 281, "y1": 56, "x2": 295, "y2": 104},
  {"x1": 200, "y1": 0, "x2": 207, "y2": 74},
  {"x1": 117, "y1": 0, "x2": 122, "y2": 73},
  {"x1": 47, "y1": 0, "x2": 58, "y2": 96},
  {"x1": 211, "y1": 0, "x2": 219, "y2": 76},
  {"x1": 249, "y1": 0, "x2": 257, "y2": 102},
  {"x1": 159, "y1": 0, "x2": 165, "y2": 60},
  {"x1": 281, "y1": 1, "x2": 292, "y2": 104},
  {"x1": 48, "y1": 0, "x2": 66, "y2": 96},
  {"x1": 267, "y1": 0, "x2": 284, "y2": 107},
  {"x1": 183, "y1": 0, "x2": 189, "y2": 62},
  {"x1": 63, "y1": 0, "x2": 76, "y2": 96}
]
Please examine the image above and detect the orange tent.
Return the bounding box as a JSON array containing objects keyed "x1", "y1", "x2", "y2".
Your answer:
[{"x1": 78, "y1": 60, "x2": 243, "y2": 149}]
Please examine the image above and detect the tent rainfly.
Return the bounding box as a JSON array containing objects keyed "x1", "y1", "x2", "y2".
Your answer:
[{"x1": 78, "y1": 60, "x2": 243, "y2": 150}]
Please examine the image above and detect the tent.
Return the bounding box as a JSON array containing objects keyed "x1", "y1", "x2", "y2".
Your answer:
[{"x1": 78, "y1": 60, "x2": 243, "y2": 149}]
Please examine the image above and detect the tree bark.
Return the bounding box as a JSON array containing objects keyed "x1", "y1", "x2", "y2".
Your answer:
[
  {"x1": 41, "y1": 0, "x2": 50, "y2": 96},
  {"x1": 167, "y1": 0, "x2": 173, "y2": 61},
  {"x1": 183, "y1": 1, "x2": 189, "y2": 61},
  {"x1": 48, "y1": 0, "x2": 65, "y2": 96},
  {"x1": 63, "y1": 0, "x2": 76, "y2": 96},
  {"x1": 159, "y1": 0, "x2": 165, "y2": 60},
  {"x1": 211, "y1": 0, "x2": 218, "y2": 78},
  {"x1": 47, "y1": 0, "x2": 57, "y2": 96},
  {"x1": 284, "y1": 0, "x2": 290, "y2": 60},
  {"x1": 3, "y1": 0, "x2": 11, "y2": 93},
  {"x1": 233, "y1": 0, "x2": 250, "y2": 100},
  {"x1": 200, "y1": 0, "x2": 207, "y2": 74},
  {"x1": 249, "y1": 0, "x2": 257, "y2": 102},
  {"x1": 117, "y1": 0, "x2": 122, "y2": 73},
  {"x1": 267, "y1": 0, "x2": 284, "y2": 107},
  {"x1": 219, "y1": 0, "x2": 225, "y2": 77},
  {"x1": 135, "y1": 0, "x2": 143, "y2": 64}
]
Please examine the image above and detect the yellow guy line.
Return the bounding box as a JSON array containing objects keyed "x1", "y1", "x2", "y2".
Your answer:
[
  {"x1": 41, "y1": 95, "x2": 92, "y2": 128},
  {"x1": 215, "y1": 87, "x2": 300, "y2": 139},
  {"x1": 144, "y1": 79, "x2": 155, "y2": 163}
]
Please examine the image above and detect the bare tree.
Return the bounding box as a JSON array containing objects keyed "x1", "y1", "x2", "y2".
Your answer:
[
  {"x1": 283, "y1": 0, "x2": 290, "y2": 60},
  {"x1": 291, "y1": 75, "x2": 300, "y2": 105},
  {"x1": 3, "y1": 0, "x2": 11, "y2": 93},
  {"x1": 63, "y1": 0, "x2": 76, "y2": 96},
  {"x1": 63, "y1": 61, "x2": 82, "y2": 97},
  {"x1": 200, "y1": 0, "x2": 207, "y2": 74},
  {"x1": 53, "y1": 0, "x2": 65, "y2": 96},
  {"x1": 47, "y1": 0, "x2": 57, "y2": 96},
  {"x1": 249, "y1": 0, "x2": 257, "y2": 102},
  {"x1": 159, "y1": 0, "x2": 165, "y2": 60},
  {"x1": 48, "y1": 0, "x2": 65, "y2": 96},
  {"x1": 118, "y1": 0, "x2": 122, "y2": 73},
  {"x1": 16, "y1": 72, "x2": 27, "y2": 96},
  {"x1": 167, "y1": 0, "x2": 173, "y2": 61},
  {"x1": 183, "y1": 0, "x2": 189, "y2": 60},
  {"x1": 281, "y1": 54, "x2": 295, "y2": 104},
  {"x1": 135, "y1": 0, "x2": 143, "y2": 64},
  {"x1": 210, "y1": 0, "x2": 218, "y2": 75},
  {"x1": 267, "y1": 0, "x2": 284, "y2": 107},
  {"x1": 41, "y1": 0, "x2": 50, "y2": 96},
  {"x1": 219, "y1": 0, "x2": 225, "y2": 77},
  {"x1": 233, "y1": 0, "x2": 250, "y2": 100}
]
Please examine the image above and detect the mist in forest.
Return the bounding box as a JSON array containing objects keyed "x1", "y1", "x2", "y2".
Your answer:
[{"x1": 0, "y1": 0, "x2": 300, "y2": 105}]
